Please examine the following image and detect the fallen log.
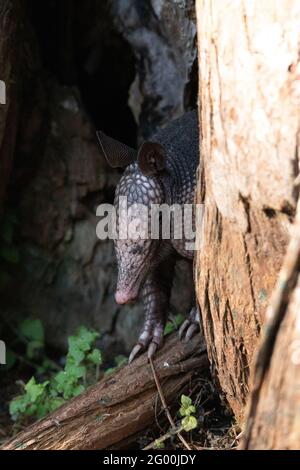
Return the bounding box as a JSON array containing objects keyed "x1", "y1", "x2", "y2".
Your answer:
[{"x1": 1, "y1": 333, "x2": 208, "y2": 450}]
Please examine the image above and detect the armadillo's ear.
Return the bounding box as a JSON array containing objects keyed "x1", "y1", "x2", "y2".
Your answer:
[
  {"x1": 137, "y1": 142, "x2": 166, "y2": 176},
  {"x1": 96, "y1": 131, "x2": 136, "y2": 168}
]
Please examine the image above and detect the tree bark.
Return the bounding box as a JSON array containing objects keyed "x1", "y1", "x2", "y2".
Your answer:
[
  {"x1": 195, "y1": 0, "x2": 300, "y2": 422},
  {"x1": 242, "y1": 198, "x2": 300, "y2": 449},
  {"x1": 1, "y1": 333, "x2": 208, "y2": 450}
]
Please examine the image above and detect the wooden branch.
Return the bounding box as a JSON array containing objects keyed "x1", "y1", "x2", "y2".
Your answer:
[{"x1": 1, "y1": 333, "x2": 208, "y2": 450}]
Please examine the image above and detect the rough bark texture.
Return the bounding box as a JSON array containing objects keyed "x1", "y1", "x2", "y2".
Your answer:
[
  {"x1": 1, "y1": 333, "x2": 207, "y2": 450},
  {"x1": 0, "y1": 0, "x2": 20, "y2": 213},
  {"x1": 242, "y1": 199, "x2": 300, "y2": 449},
  {"x1": 195, "y1": 0, "x2": 300, "y2": 422}
]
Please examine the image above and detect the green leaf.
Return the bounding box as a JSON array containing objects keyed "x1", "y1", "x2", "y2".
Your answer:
[
  {"x1": 87, "y1": 348, "x2": 102, "y2": 365},
  {"x1": 19, "y1": 318, "x2": 44, "y2": 344},
  {"x1": 179, "y1": 394, "x2": 196, "y2": 417},
  {"x1": 25, "y1": 377, "x2": 48, "y2": 402},
  {"x1": 154, "y1": 440, "x2": 165, "y2": 449},
  {"x1": 67, "y1": 326, "x2": 99, "y2": 365},
  {"x1": 48, "y1": 397, "x2": 65, "y2": 412},
  {"x1": 74, "y1": 326, "x2": 99, "y2": 352},
  {"x1": 9, "y1": 326, "x2": 102, "y2": 422},
  {"x1": 67, "y1": 340, "x2": 85, "y2": 365},
  {"x1": 53, "y1": 373, "x2": 74, "y2": 399},
  {"x1": 174, "y1": 313, "x2": 185, "y2": 326},
  {"x1": 53, "y1": 365, "x2": 85, "y2": 399},
  {"x1": 179, "y1": 404, "x2": 196, "y2": 417},
  {"x1": 9, "y1": 396, "x2": 28, "y2": 421},
  {"x1": 53, "y1": 371, "x2": 71, "y2": 388},
  {"x1": 10, "y1": 377, "x2": 50, "y2": 421},
  {"x1": 65, "y1": 364, "x2": 86, "y2": 379},
  {"x1": 181, "y1": 415, "x2": 198, "y2": 432},
  {"x1": 164, "y1": 314, "x2": 185, "y2": 336},
  {"x1": 181, "y1": 394, "x2": 192, "y2": 408},
  {"x1": 72, "y1": 384, "x2": 85, "y2": 396},
  {"x1": 164, "y1": 321, "x2": 175, "y2": 336},
  {"x1": 26, "y1": 340, "x2": 44, "y2": 359},
  {"x1": 37, "y1": 358, "x2": 56, "y2": 375}
]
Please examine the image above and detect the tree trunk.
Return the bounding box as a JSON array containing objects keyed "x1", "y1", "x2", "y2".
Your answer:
[
  {"x1": 242, "y1": 198, "x2": 300, "y2": 449},
  {"x1": 0, "y1": 0, "x2": 20, "y2": 213},
  {"x1": 1, "y1": 334, "x2": 208, "y2": 450},
  {"x1": 195, "y1": 0, "x2": 300, "y2": 423}
]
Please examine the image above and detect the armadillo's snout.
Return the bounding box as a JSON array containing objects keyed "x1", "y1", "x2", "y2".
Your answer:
[{"x1": 115, "y1": 290, "x2": 137, "y2": 305}]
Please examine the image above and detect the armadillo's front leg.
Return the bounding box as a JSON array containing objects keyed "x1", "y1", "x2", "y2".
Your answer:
[{"x1": 129, "y1": 258, "x2": 175, "y2": 363}]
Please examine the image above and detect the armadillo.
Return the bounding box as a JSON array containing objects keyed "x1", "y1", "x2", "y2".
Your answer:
[{"x1": 97, "y1": 111, "x2": 200, "y2": 362}]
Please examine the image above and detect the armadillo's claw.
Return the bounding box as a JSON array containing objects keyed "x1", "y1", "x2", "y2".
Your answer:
[
  {"x1": 178, "y1": 319, "x2": 191, "y2": 340},
  {"x1": 128, "y1": 343, "x2": 143, "y2": 364},
  {"x1": 129, "y1": 320, "x2": 165, "y2": 363},
  {"x1": 179, "y1": 306, "x2": 200, "y2": 342},
  {"x1": 147, "y1": 341, "x2": 159, "y2": 360},
  {"x1": 128, "y1": 340, "x2": 160, "y2": 363},
  {"x1": 185, "y1": 323, "x2": 199, "y2": 341}
]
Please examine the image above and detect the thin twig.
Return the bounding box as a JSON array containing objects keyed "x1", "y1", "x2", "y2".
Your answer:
[
  {"x1": 143, "y1": 425, "x2": 181, "y2": 450},
  {"x1": 149, "y1": 357, "x2": 191, "y2": 450},
  {"x1": 154, "y1": 393, "x2": 164, "y2": 433}
]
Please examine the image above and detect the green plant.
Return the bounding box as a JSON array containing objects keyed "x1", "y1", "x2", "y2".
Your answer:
[
  {"x1": 164, "y1": 313, "x2": 184, "y2": 336},
  {"x1": 154, "y1": 439, "x2": 165, "y2": 449},
  {"x1": 9, "y1": 326, "x2": 102, "y2": 422},
  {"x1": 19, "y1": 318, "x2": 44, "y2": 360},
  {"x1": 179, "y1": 394, "x2": 198, "y2": 432},
  {"x1": 3, "y1": 318, "x2": 58, "y2": 373},
  {"x1": 145, "y1": 393, "x2": 198, "y2": 449}
]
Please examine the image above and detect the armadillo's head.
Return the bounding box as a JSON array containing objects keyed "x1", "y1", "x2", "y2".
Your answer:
[
  {"x1": 114, "y1": 163, "x2": 164, "y2": 304},
  {"x1": 96, "y1": 130, "x2": 167, "y2": 305}
]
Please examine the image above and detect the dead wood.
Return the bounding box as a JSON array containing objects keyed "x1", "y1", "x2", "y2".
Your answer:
[{"x1": 1, "y1": 333, "x2": 208, "y2": 450}]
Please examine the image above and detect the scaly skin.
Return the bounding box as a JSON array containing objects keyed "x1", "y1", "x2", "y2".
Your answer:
[
  {"x1": 179, "y1": 305, "x2": 201, "y2": 341},
  {"x1": 110, "y1": 111, "x2": 200, "y2": 362},
  {"x1": 129, "y1": 255, "x2": 176, "y2": 363}
]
